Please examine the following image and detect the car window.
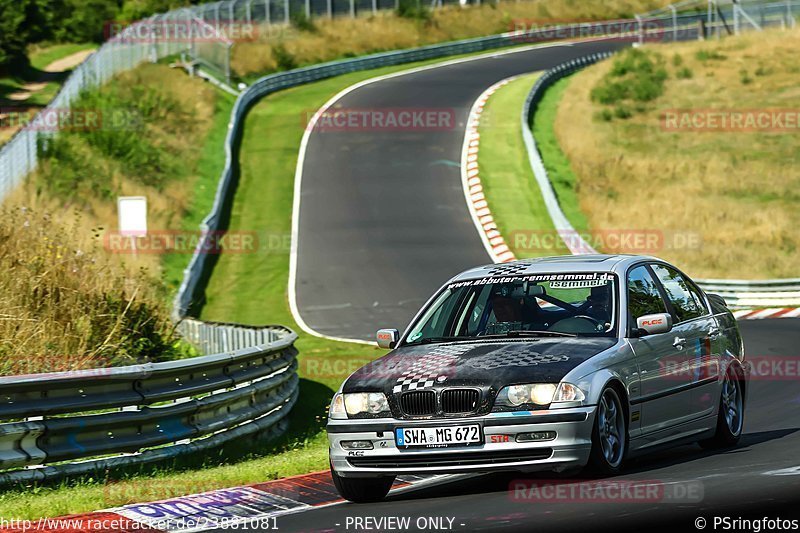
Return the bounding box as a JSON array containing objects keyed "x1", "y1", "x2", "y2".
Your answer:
[
  {"x1": 650, "y1": 264, "x2": 706, "y2": 323},
  {"x1": 627, "y1": 265, "x2": 667, "y2": 320},
  {"x1": 404, "y1": 272, "x2": 618, "y2": 344},
  {"x1": 685, "y1": 280, "x2": 709, "y2": 315}
]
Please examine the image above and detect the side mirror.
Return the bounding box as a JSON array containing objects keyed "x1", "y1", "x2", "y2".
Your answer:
[
  {"x1": 376, "y1": 328, "x2": 399, "y2": 349},
  {"x1": 635, "y1": 313, "x2": 673, "y2": 336}
]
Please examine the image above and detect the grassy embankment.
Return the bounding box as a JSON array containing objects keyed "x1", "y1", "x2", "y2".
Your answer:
[
  {"x1": 557, "y1": 29, "x2": 800, "y2": 278},
  {"x1": 231, "y1": 0, "x2": 674, "y2": 77}
]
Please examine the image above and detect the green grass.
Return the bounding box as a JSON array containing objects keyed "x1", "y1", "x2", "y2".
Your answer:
[
  {"x1": 28, "y1": 43, "x2": 97, "y2": 71},
  {"x1": 161, "y1": 92, "x2": 237, "y2": 295},
  {"x1": 475, "y1": 73, "x2": 586, "y2": 259},
  {"x1": 531, "y1": 75, "x2": 589, "y2": 233},
  {"x1": 478, "y1": 73, "x2": 559, "y2": 258}
]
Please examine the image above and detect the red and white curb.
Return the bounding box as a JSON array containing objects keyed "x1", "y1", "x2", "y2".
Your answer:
[
  {"x1": 461, "y1": 77, "x2": 520, "y2": 265},
  {"x1": 0, "y1": 472, "x2": 462, "y2": 532},
  {"x1": 733, "y1": 308, "x2": 800, "y2": 320}
]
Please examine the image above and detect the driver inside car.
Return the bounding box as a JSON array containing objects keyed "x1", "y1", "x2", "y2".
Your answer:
[
  {"x1": 486, "y1": 284, "x2": 542, "y2": 332},
  {"x1": 582, "y1": 284, "x2": 612, "y2": 324}
]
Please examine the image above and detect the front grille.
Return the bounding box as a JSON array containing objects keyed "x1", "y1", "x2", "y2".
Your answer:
[
  {"x1": 399, "y1": 390, "x2": 436, "y2": 416},
  {"x1": 441, "y1": 389, "x2": 479, "y2": 414},
  {"x1": 348, "y1": 449, "x2": 554, "y2": 469}
]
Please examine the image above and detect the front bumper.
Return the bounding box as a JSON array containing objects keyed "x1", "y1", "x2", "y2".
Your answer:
[{"x1": 328, "y1": 406, "x2": 596, "y2": 478}]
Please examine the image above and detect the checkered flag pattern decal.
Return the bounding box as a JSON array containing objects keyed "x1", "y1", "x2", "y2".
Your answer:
[
  {"x1": 467, "y1": 345, "x2": 570, "y2": 370},
  {"x1": 392, "y1": 345, "x2": 472, "y2": 393}
]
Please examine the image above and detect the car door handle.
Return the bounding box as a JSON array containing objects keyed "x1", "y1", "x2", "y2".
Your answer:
[
  {"x1": 673, "y1": 336, "x2": 687, "y2": 349},
  {"x1": 708, "y1": 327, "x2": 721, "y2": 339}
]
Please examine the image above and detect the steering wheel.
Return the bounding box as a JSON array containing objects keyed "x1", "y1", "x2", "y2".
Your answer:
[{"x1": 548, "y1": 315, "x2": 605, "y2": 334}]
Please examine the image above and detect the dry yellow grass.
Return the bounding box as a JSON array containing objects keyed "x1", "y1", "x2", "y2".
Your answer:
[
  {"x1": 232, "y1": 0, "x2": 674, "y2": 76},
  {"x1": 0, "y1": 207, "x2": 180, "y2": 376},
  {"x1": 556, "y1": 28, "x2": 800, "y2": 279}
]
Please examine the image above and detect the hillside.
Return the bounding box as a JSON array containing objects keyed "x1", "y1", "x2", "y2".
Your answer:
[{"x1": 554, "y1": 28, "x2": 800, "y2": 278}]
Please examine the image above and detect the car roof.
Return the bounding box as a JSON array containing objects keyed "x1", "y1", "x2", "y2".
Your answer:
[{"x1": 451, "y1": 254, "x2": 661, "y2": 281}]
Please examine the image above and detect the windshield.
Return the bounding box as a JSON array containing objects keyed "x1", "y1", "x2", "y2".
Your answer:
[{"x1": 404, "y1": 272, "x2": 618, "y2": 345}]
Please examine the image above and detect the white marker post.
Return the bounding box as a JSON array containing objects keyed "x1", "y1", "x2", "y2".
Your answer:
[{"x1": 117, "y1": 196, "x2": 148, "y2": 256}]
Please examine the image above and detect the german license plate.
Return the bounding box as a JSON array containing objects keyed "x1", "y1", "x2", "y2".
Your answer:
[{"x1": 395, "y1": 425, "x2": 482, "y2": 448}]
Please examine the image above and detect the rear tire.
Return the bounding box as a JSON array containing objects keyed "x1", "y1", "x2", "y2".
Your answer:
[
  {"x1": 699, "y1": 366, "x2": 744, "y2": 449},
  {"x1": 331, "y1": 464, "x2": 394, "y2": 503},
  {"x1": 587, "y1": 386, "x2": 627, "y2": 475}
]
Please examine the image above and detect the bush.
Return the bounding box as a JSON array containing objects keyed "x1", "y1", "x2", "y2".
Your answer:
[
  {"x1": 590, "y1": 48, "x2": 668, "y2": 114},
  {"x1": 290, "y1": 10, "x2": 317, "y2": 33},
  {"x1": 695, "y1": 49, "x2": 727, "y2": 61},
  {"x1": 272, "y1": 43, "x2": 297, "y2": 71},
  {"x1": 676, "y1": 66, "x2": 693, "y2": 79},
  {"x1": 396, "y1": 0, "x2": 431, "y2": 21},
  {"x1": 740, "y1": 68, "x2": 752, "y2": 85}
]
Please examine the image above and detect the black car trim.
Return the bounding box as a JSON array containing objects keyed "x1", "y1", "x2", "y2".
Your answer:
[
  {"x1": 630, "y1": 375, "x2": 719, "y2": 406},
  {"x1": 327, "y1": 411, "x2": 588, "y2": 433},
  {"x1": 347, "y1": 448, "x2": 554, "y2": 469}
]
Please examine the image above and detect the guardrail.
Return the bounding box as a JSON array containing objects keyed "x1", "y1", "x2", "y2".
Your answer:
[
  {"x1": 0, "y1": 325, "x2": 298, "y2": 486},
  {"x1": 692, "y1": 279, "x2": 800, "y2": 308}
]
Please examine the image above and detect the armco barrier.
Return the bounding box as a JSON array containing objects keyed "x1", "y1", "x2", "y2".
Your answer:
[{"x1": 0, "y1": 325, "x2": 297, "y2": 486}]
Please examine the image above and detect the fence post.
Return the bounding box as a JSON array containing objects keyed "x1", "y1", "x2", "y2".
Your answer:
[
  {"x1": 284, "y1": 0, "x2": 289, "y2": 24},
  {"x1": 372, "y1": 0, "x2": 377, "y2": 15},
  {"x1": 350, "y1": 0, "x2": 355, "y2": 18},
  {"x1": 670, "y1": 4, "x2": 677, "y2": 41},
  {"x1": 246, "y1": 0, "x2": 252, "y2": 23},
  {"x1": 305, "y1": 0, "x2": 310, "y2": 19},
  {"x1": 328, "y1": 0, "x2": 332, "y2": 18},
  {"x1": 635, "y1": 14, "x2": 643, "y2": 45},
  {"x1": 266, "y1": 0, "x2": 271, "y2": 25}
]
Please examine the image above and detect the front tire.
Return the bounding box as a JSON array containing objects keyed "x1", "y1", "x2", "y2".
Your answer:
[
  {"x1": 699, "y1": 366, "x2": 744, "y2": 449},
  {"x1": 587, "y1": 386, "x2": 627, "y2": 475},
  {"x1": 331, "y1": 464, "x2": 394, "y2": 503}
]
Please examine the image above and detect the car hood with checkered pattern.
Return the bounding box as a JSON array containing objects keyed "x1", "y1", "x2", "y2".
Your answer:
[{"x1": 342, "y1": 337, "x2": 619, "y2": 394}]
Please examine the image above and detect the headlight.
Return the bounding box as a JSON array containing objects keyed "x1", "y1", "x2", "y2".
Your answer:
[
  {"x1": 329, "y1": 392, "x2": 391, "y2": 419},
  {"x1": 329, "y1": 393, "x2": 347, "y2": 419},
  {"x1": 497, "y1": 383, "x2": 557, "y2": 407},
  {"x1": 553, "y1": 382, "x2": 586, "y2": 403},
  {"x1": 495, "y1": 382, "x2": 584, "y2": 409}
]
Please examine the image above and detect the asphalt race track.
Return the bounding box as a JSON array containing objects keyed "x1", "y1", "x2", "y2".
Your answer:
[
  {"x1": 254, "y1": 320, "x2": 800, "y2": 532},
  {"x1": 288, "y1": 39, "x2": 800, "y2": 532},
  {"x1": 294, "y1": 39, "x2": 626, "y2": 341}
]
